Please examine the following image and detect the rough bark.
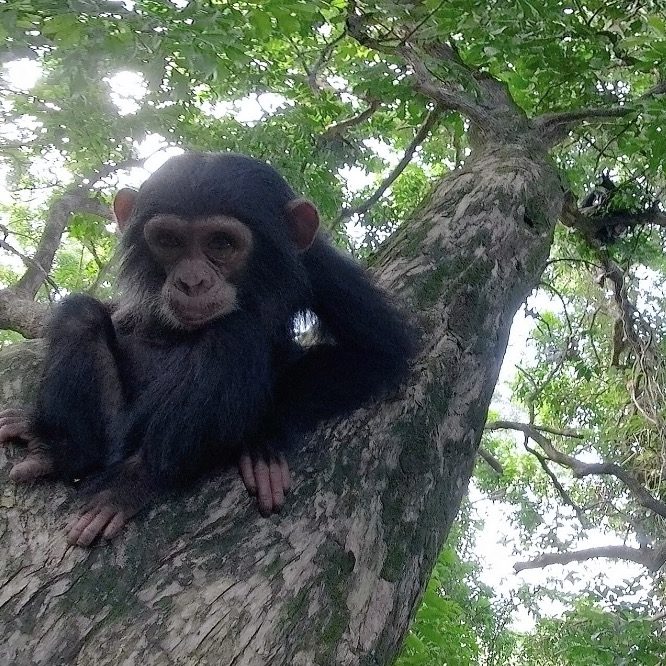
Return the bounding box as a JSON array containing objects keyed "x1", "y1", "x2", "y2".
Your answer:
[
  {"x1": 0, "y1": 144, "x2": 563, "y2": 665},
  {"x1": 0, "y1": 290, "x2": 49, "y2": 339}
]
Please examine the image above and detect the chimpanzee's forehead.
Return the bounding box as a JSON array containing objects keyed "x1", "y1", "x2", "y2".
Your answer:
[{"x1": 136, "y1": 152, "x2": 295, "y2": 222}]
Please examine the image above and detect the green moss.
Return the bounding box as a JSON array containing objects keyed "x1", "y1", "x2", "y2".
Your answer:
[
  {"x1": 400, "y1": 224, "x2": 430, "y2": 259},
  {"x1": 523, "y1": 243, "x2": 549, "y2": 278},
  {"x1": 264, "y1": 554, "x2": 283, "y2": 579},
  {"x1": 414, "y1": 263, "x2": 451, "y2": 308},
  {"x1": 321, "y1": 608, "x2": 348, "y2": 657},
  {"x1": 447, "y1": 287, "x2": 490, "y2": 342},
  {"x1": 379, "y1": 462, "x2": 411, "y2": 583},
  {"x1": 189, "y1": 504, "x2": 256, "y2": 567},
  {"x1": 391, "y1": 378, "x2": 453, "y2": 451},
  {"x1": 380, "y1": 542, "x2": 406, "y2": 583},
  {"x1": 524, "y1": 195, "x2": 553, "y2": 231},
  {"x1": 368, "y1": 212, "x2": 434, "y2": 267},
  {"x1": 153, "y1": 596, "x2": 174, "y2": 613},
  {"x1": 56, "y1": 561, "x2": 141, "y2": 622},
  {"x1": 282, "y1": 586, "x2": 310, "y2": 624},
  {"x1": 413, "y1": 251, "x2": 491, "y2": 309},
  {"x1": 380, "y1": 377, "x2": 457, "y2": 582},
  {"x1": 315, "y1": 540, "x2": 355, "y2": 661}
]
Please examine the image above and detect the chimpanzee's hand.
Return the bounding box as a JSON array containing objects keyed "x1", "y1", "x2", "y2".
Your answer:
[{"x1": 238, "y1": 450, "x2": 291, "y2": 517}]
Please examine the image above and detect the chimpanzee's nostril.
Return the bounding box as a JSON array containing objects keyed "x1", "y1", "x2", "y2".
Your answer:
[{"x1": 176, "y1": 277, "x2": 210, "y2": 296}]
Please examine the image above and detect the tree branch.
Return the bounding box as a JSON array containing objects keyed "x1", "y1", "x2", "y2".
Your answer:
[
  {"x1": 565, "y1": 202, "x2": 666, "y2": 243},
  {"x1": 485, "y1": 421, "x2": 666, "y2": 520},
  {"x1": 0, "y1": 289, "x2": 49, "y2": 338},
  {"x1": 477, "y1": 446, "x2": 503, "y2": 474},
  {"x1": 307, "y1": 31, "x2": 347, "y2": 94},
  {"x1": 345, "y1": 6, "x2": 396, "y2": 54},
  {"x1": 486, "y1": 420, "x2": 583, "y2": 439},
  {"x1": 345, "y1": 5, "x2": 490, "y2": 128},
  {"x1": 535, "y1": 106, "x2": 633, "y2": 130},
  {"x1": 534, "y1": 78, "x2": 666, "y2": 146},
  {"x1": 396, "y1": 43, "x2": 491, "y2": 128},
  {"x1": 84, "y1": 157, "x2": 143, "y2": 187},
  {"x1": 523, "y1": 440, "x2": 591, "y2": 529},
  {"x1": 651, "y1": 609, "x2": 666, "y2": 623},
  {"x1": 0, "y1": 231, "x2": 61, "y2": 296},
  {"x1": 639, "y1": 79, "x2": 666, "y2": 99},
  {"x1": 534, "y1": 106, "x2": 635, "y2": 147},
  {"x1": 10, "y1": 158, "x2": 142, "y2": 300},
  {"x1": 514, "y1": 543, "x2": 666, "y2": 572},
  {"x1": 338, "y1": 106, "x2": 442, "y2": 222},
  {"x1": 322, "y1": 99, "x2": 381, "y2": 141},
  {"x1": 597, "y1": 252, "x2": 666, "y2": 429},
  {"x1": 12, "y1": 190, "x2": 106, "y2": 299}
]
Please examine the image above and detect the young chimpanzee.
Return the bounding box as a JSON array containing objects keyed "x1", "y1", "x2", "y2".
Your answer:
[{"x1": 0, "y1": 153, "x2": 415, "y2": 547}]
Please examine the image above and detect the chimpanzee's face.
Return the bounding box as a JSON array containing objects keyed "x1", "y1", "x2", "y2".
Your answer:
[{"x1": 141, "y1": 214, "x2": 253, "y2": 329}]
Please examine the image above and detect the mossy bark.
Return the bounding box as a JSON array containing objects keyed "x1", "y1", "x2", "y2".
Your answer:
[{"x1": 0, "y1": 144, "x2": 563, "y2": 666}]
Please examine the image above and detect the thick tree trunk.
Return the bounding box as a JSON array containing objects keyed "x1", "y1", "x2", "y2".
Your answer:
[{"x1": 0, "y1": 145, "x2": 563, "y2": 665}]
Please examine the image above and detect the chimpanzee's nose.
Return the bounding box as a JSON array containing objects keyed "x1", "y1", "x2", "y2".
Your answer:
[{"x1": 175, "y1": 275, "x2": 211, "y2": 297}]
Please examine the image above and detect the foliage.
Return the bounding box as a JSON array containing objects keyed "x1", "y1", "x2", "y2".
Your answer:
[
  {"x1": 396, "y1": 520, "x2": 518, "y2": 666},
  {"x1": 516, "y1": 601, "x2": 666, "y2": 666}
]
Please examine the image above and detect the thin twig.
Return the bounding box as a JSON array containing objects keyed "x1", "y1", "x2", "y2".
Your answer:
[{"x1": 337, "y1": 106, "x2": 442, "y2": 223}]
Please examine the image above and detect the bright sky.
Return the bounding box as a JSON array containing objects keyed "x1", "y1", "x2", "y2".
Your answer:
[{"x1": 0, "y1": 59, "x2": 651, "y2": 632}]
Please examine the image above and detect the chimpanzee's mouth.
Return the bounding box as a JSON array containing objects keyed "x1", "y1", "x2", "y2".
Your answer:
[
  {"x1": 174, "y1": 308, "x2": 216, "y2": 328},
  {"x1": 169, "y1": 296, "x2": 236, "y2": 329}
]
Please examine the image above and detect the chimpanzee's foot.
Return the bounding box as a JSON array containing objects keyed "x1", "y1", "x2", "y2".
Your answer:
[
  {"x1": 66, "y1": 456, "x2": 154, "y2": 547},
  {"x1": 0, "y1": 407, "x2": 32, "y2": 443},
  {"x1": 0, "y1": 408, "x2": 54, "y2": 482},
  {"x1": 66, "y1": 490, "x2": 135, "y2": 547},
  {"x1": 239, "y1": 451, "x2": 291, "y2": 517}
]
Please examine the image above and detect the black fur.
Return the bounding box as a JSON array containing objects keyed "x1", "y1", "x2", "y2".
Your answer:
[{"x1": 33, "y1": 152, "x2": 416, "y2": 490}]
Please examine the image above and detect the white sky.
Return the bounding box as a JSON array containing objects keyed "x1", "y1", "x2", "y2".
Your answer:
[{"x1": 0, "y1": 59, "x2": 654, "y2": 632}]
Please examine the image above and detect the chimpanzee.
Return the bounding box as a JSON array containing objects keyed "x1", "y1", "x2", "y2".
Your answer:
[{"x1": 0, "y1": 152, "x2": 415, "y2": 547}]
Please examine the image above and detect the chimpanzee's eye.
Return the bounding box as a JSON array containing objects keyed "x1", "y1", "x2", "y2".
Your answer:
[
  {"x1": 154, "y1": 231, "x2": 181, "y2": 249},
  {"x1": 207, "y1": 233, "x2": 234, "y2": 252}
]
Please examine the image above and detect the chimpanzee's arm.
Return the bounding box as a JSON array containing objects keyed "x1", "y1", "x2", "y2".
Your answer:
[{"x1": 276, "y1": 237, "x2": 417, "y2": 436}]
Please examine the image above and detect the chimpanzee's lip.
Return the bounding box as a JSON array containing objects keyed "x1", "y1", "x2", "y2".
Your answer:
[
  {"x1": 168, "y1": 300, "x2": 217, "y2": 329},
  {"x1": 167, "y1": 290, "x2": 236, "y2": 329},
  {"x1": 175, "y1": 309, "x2": 216, "y2": 328}
]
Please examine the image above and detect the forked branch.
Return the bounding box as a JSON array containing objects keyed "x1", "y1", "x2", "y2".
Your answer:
[{"x1": 485, "y1": 420, "x2": 666, "y2": 520}]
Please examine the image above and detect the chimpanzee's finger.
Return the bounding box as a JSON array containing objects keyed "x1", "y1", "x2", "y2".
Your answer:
[
  {"x1": 253, "y1": 458, "x2": 273, "y2": 516},
  {"x1": 75, "y1": 507, "x2": 116, "y2": 547},
  {"x1": 279, "y1": 454, "x2": 291, "y2": 494},
  {"x1": 239, "y1": 453, "x2": 257, "y2": 495},
  {"x1": 0, "y1": 408, "x2": 25, "y2": 419},
  {"x1": 269, "y1": 458, "x2": 285, "y2": 512},
  {"x1": 0, "y1": 419, "x2": 28, "y2": 442},
  {"x1": 9, "y1": 454, "x2": 52, "y2": 482},
  {"x1": 102, "y1": 512, "x2": 127, "y2": 540},
  {"x1": 66, "y1": 510, "x2": 99, "y2": 544}
]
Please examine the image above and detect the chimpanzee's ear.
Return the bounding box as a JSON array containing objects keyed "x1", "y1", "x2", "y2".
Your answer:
[
  {"x1": 285, "y1": 198, "x2": 320, "y2": 251},
  {"x1": 113, "y1": 188, "x2": 138, "y2": 231}
]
